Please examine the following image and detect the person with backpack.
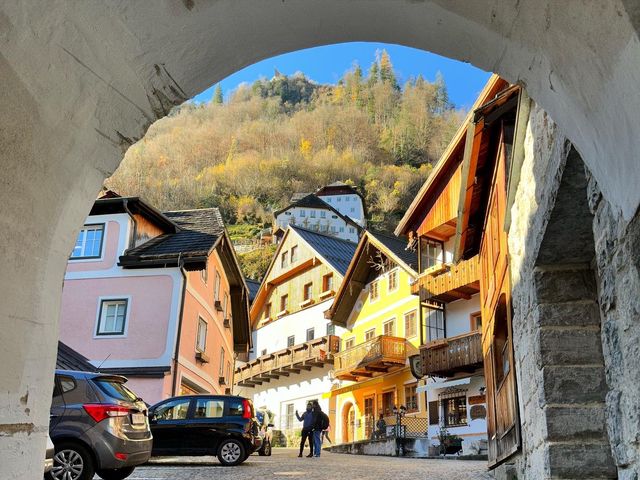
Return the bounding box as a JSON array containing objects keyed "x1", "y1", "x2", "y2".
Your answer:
[
  {"x1": 311, "y1": 401, "x2": 330, "y2": 457},
  {"x1": 295, "y1": 402, "x2": 315, "y2": 457}
]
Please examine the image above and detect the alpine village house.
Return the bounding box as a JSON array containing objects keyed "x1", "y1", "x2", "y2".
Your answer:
[{"x1": 58, "y1": 191, "x2": 251, "y2": 405}]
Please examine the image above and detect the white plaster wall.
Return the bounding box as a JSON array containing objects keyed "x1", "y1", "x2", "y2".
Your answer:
[
  {"x1": 275, "y1": 207, "x2": 359, "y2": 243},
  {"x1": 251, "y1": 300, "x2": 345, "y2": 359},
  {"x1": 446, "y1": 295, "x2": 480, "y2": 338},
  {"x1": 320, "y1": 193, "x2": 366, "y2": 226}
]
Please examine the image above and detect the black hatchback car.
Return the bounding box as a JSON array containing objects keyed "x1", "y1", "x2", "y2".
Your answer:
[
  {"x1": 48, "y1": 370, "x2": 152, "y2": 480},
  {"x1": 148, "y1": 394, "x2": 262, "y2": 466}
]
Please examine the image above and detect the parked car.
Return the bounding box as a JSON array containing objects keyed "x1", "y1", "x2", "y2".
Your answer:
[
  {"x1": 48, "y1": 370, "x2": 152, "y2": 480},
  {"x1": 44, "y1": 434, "x2": 55, "y2": 474},
  {"x1": 148, "y1": 394, "x2": 262, "y2": 466},
  {"x1": 255, "y1": 408, "x2": 273, "y2": 456}
]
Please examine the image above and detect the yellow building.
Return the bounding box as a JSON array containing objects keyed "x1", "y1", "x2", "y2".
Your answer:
[{"x1": 325, "y1": 231, "x2": 424, "y2": 444}]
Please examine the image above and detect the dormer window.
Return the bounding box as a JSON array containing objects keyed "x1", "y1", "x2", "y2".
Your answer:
[{"x1": 71, "y1": 224, "x2": 104, "y2": 259}]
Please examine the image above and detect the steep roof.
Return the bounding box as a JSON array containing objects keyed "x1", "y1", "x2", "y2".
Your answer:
[
  {"x1": 120, "y1": 208, "x2": 225, "y2": 269},
  {"x1": 274, "y1": 193, "x2": 361, "y2": 229},
  {"x1": 56, "y1": 342, "x2": 98, "y2": 372},
  {"x1": 316, "y1": 182, "x2": 364, "y2": 199},
  {"x1": 245, "y1": 278, "x2": 261, "y2": 304},
  {"x1": 325, "y1": 230, "x2": 418, "y2": 324},
  {"x1": 290, "y1": 225, "x2": 358, "y2": 276}
]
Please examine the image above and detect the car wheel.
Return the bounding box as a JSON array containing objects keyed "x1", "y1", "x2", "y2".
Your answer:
[
  {"x1": 263, "y1": 440, "x2": 272, "y2": 456},
  {"x1": 217, "y1": 439, "x2": 246, "y2": 466},
  {"x1": 96, "y1": 466, "x2": 136, "y2": 480},
  {"x1": 47, "y1": 441, "x2": 95, "y2": 480}
]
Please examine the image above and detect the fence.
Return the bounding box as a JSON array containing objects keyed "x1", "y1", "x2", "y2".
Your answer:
[{"x1": 364, "y1": 415, "x2": 430, "y2": 440}]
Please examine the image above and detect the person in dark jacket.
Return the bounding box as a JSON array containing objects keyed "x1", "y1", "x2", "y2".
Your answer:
[
  {"x1": 311, "y1": 401, "x2": 329, "y2": 457},
  {"x1": 296, "y1": 403, "x2": 314, "y2": 457}
]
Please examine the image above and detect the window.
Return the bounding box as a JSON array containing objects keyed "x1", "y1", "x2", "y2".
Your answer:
[
  {"x1": 365, "y1": 328, "x2": 376, "y2": 341},
  {"x1": 219, "y1": 347, "x2": 225, "y2": 377},
  {"x1": 420, "y1": 238, "x2": 444, "y2": 272},
  {"x1": 310, "y1": 210, "x2": 316, "y2": 218},
  {"x1": 442, "y1": 392, "x2": 468, "y2": 427},
  {"x1": 223, "y1": 293, "x2": 229, "y2": 319},
  {"x1": 201, "y1": 265, "x2": 208, "y2": 283},
  {"x1": 281, "y1": 251, "x2": 289, "y2": 268},
  {"x1": 339, "y1": 227, "x2": 345, "y2": 233},
  {"x1": 383, "y1": 318, "x2": 395, "y2": 336},
  {"x1": 306, "y1": 328, "x2": 315, "y2": 341},
  {"x1": 350, "y1": 207, "x2": 355, "y2": 213},
  {"x1": 300, "y1": 209, "x2": 306, "y2": 217},
  {"x1": 94, "y1": 379, "x2": 138, "y2": 402},
  {"x1": 428, "y1": 401, "x2": 440, "y2": 425},
  {"x1": 214, "y1": 271, "x2": 221, "y2": 301},
  {"x1": 370, "y1": 280, "x2": 380, "y2": 301},
  {"x1": 287, "y1": 335, "x2": 295, "y2": 347},
  {"x1": 96, "y1": 299, "x2": 128, "y2": 336},
  {"x1": 425, "y1": 303, "x2": 445, "y2": 342},
  {"x1": 348, "y1": 227, "x2": 355, "y2": 233},
  {"x1": 471, "y1": 311, "x2": 482, "y2": 331},
  {"x1": 345, "y1": 337, "x2": 355, "y2": 350},
  {"x1": 320, "y1": 211, "x2": 326, "y2": 219},
  {"x1": 337, "y1": 196, "x2": 342, "y2": 202},
  {"x1": 405, "y1": 383, "x2": 419, "y2": 413},
  {"x1": 196, "y1": 317, "x2": 207, "y2": 352},
  {"x1": 290, "y1": 245, "x2": 298, "y2": 263},
  {"x1": 229, "y1": 398, "x2": 250, "y2": 417},
  {"x1": 155, "y1": 398, "x2": 190, "y2": 421},
  {"x1": 388, "y1": 270, "x2": 398, "y2": 292},
  {"x1": 322, "y1": 273, "x2": 334, "y2": 293},
  {"x1": 280, "y1": 294, "x2": 288, "y2": 312},
  {"x1": 226, "y1": 361, "x2": 231, "y2": 383},
  {"x1": 71, "y1": 224, "x2": 104, "y2": 259},
  {"x1": 194, "y1": 398, "x2": 224, "y2": 419},
  {"x1": 264, "y1": 303, "x2": 272, "y2": 320},
  {"x1": 326, "y1": 323, "x2": 335, "y2": 336},
  {"x1": 330, "y1": 226, "x2": 337, "y2": 233},
  {"x1": 320, "y1": 224, "x2": 328, "y2": 233},
  {"x1": 284, "y1": 403, "x2": 295, "y2": 430},
  {"x1": 404, "y1": 310, "x2": 418, "y2": 338},
  {"x1": 302, "y1": 283, "x2": 313, "y2": 302}
]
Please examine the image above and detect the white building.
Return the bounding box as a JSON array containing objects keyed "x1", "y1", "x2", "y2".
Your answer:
[
  {"x1": 235, "y1": 225, "x2": 357, "y2": 437},
  {"x1": 315, "y1": 182, "x2": 366, "y2": 228}
]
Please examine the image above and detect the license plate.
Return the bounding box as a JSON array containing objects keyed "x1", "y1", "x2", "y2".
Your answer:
[{"x1": 131, "y1": 413, "x2": 146, "y2": 425}]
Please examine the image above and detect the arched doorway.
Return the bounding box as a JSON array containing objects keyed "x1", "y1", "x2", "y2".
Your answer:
[
  {"x1": 342, "y1": 402, "x2": 356, "y2": 444},
  {"x1": 3, "y1": 2, "x2": 640, "y2": 478}
]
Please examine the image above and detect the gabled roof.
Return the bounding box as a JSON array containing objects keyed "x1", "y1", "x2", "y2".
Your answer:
[
  {"x1": 325, "y1": 230, "x2": 418, "y2": 324},
  {"x1": 245, "y1": 278, "x2": 261, "y2": 304},
  {"x1": 290, "y1": 225, "x2": 358, "y2": 276},
  {"x1": 57, "y1": 342, "x2": 98, "y2": 372},
  {"x1": 274, "y1": 193, "x2": 361, "y2": 230},
  {"x1": 316, "y1": 182, "x2": 364, "y2": 200},
  {"x1": 119, "y1": 208, "x2": 225, "y2": 269},
  {"x1": 90, "y1": 196, "x2": 178, "y2": 233}
]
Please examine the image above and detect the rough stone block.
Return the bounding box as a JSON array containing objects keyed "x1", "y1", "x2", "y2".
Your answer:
[
  {"x1": 533, "y1": 301, "x2": 601, "y2": 327},
  {"x1": 538, "y1": 327, "x2": 603, "y2": 367},
  {"x1": 544, "y1": 405, "x2": 607, "y2": 441},
  {"x1": 546, "y1": 442, "x2": 617, "y2": 478},
  {"x1": 533, "y1": 267, "x2": 597, "y2": 304},
  {"x1": 542, "y1": 365, "x2": 607, "y2": 404}
]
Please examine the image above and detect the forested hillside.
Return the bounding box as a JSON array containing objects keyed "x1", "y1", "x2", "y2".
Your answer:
[{"x1": 107, "y1": 51, "x2": 464, "y2": 232}]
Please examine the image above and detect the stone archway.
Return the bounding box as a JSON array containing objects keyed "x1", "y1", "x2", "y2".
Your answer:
[{"x1": 3, "y1": 2, "x2": 640, "y2": 478}]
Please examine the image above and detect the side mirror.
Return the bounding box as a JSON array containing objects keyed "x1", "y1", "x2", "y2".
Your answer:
[{"x1": 268, "y1": 423, "x2": 274, "y2": 428}]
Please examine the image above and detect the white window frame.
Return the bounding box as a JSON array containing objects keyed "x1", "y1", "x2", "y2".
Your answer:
[
  {"x1": 404, "y1": 310, "x2": 418, "y2": 339},
  {"x1": 364, "y1": 328, "x2": 376, "y2": 341},
  {"x1": 306, "y1": 327, "x2": 315, "y2": 342},
  {"x1": 383, "y1": 318, "x2": 396, "y2": 337},
  {"x1": 70, "y1": 223, "x2": 107, "y2": 261},
  {"x1": 196, "y1": 317, "x2": 208, "y2": 352},
  {"x1": 94, "y1": 296, "x2": 131, "y2": 338},
  {"x1": 370, "y1": 280, "x2": 380, "y2": 303},
  {"x1": 388, "y1": 268, "x2": 399, "y2": 293}
]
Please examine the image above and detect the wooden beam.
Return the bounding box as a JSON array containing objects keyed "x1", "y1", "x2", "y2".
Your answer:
[
  {"x1": 365, "y1": 365, "x2": 389, "y2": 373},
  {"x1": 446, "y1": 289, "x2": 472, "y2": 300}
]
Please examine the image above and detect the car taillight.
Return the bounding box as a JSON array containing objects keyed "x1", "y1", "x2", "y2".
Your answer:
[
  {"x1": 83, "y1": 404, "x2": 130, "y2": 423},
  {"x1": 242, "y1": 399, "x2": 252, "y2": 419}
]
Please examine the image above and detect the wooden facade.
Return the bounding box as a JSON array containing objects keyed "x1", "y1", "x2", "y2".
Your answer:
[
  {"x1": 412, "y1": 255, "x2": 480, "y2": 302},
  {"x1": 236, "y1": 335, "x2": 339, "y2": 387}
]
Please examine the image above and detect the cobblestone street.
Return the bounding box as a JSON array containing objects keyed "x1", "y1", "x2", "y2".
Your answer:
[{"x1": 118, "y1": 449, "x2": 491, "y2": 480}]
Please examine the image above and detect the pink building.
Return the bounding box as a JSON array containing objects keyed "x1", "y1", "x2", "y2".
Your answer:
[{"x1": 59, "y1": 193, "x2": 251, "y2": 405}]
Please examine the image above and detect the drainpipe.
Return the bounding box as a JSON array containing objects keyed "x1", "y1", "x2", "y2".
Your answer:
[
  {"x1": 122, "y1": 199, "x2": 138, "y2": 249},
  {"x1": 171, "y1": 258, "x2": 188, "y2": 397}
]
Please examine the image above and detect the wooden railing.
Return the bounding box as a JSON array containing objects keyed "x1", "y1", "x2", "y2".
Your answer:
[
  {"x1": 334, "y1": 335, "x2": 406, "y2": 380},
  {"x1": 420, "y1": 331, "x2": 483, "y2": 377},
  {"x1": 411, "y1": 255, "x2": 480, "y2": 299},
  {"x1": 235, "y1": 335, "x2": 340, "y2": 386}
]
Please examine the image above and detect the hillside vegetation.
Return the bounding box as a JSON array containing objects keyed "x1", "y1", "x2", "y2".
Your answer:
[{"x1": 107, "y1": 51, "x2": 464, "y2": 233}]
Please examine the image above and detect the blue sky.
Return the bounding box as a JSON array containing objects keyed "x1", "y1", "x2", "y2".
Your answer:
[{"x1": 192, "y1": 42, "x2": 491, "y2": 110}]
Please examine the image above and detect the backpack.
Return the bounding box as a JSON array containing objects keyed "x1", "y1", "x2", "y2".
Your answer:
[{"x1": 319, "y1": 411, "x2": 330, "y2": 430}]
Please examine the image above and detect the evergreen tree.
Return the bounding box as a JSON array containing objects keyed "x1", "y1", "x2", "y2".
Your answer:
[
  {"x1": 213, "y1": 84, "x2": 223, "y2": 105},
  {"x1": 378, "y1": 50, "x2": 399, "y2": 91},
  {"x1": 367, "y1": 61, "x2": 379, "y2": 87}
]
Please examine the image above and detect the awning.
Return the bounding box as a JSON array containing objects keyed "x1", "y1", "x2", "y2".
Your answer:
[
  {"x1": 322, "y1": 376, "x2": 386, "y2": 398},
  {"x1": 416, "y1": 377, "x2": 471, "y2": 393}
]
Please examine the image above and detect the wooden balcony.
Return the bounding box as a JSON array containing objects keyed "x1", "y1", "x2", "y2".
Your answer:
[
  {"x1": 334, "y1": 335, "x2": 407, "y2": 381},
  {"x1": 235, "y1": 335, "x2": 339, "y2": 388},
  {"x1": 411, "y1": 255, "x2": 480, "y2": 303},
  {"x1": 420, "y1": 331, "x2": 483, "y2": 377}
]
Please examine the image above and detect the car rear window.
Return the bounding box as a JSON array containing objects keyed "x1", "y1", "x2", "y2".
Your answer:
[
  {"x1": 93, "y1": 378, "x2": 138, "y2": 402},
  {"x1": 228, "y1": 399, "x2": 244, "y2": 416}
]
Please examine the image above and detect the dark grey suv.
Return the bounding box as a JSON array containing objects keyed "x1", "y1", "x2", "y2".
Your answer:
[{"x1": 48, "y1": 370, "x2": 152, "y2": 480}]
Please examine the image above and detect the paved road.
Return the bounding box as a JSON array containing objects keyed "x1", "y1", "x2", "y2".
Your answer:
[{"x1": 115, "y1": 448, "x2": 491, "y2": 480}]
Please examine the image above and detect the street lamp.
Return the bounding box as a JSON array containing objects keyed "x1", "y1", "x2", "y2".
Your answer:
[{"x1": 392, "y1": 405, "x2": 407, "y2": 456}]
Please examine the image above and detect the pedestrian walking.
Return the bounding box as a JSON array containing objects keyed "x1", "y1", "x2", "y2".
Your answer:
[
  {"x1": 321, "y1": 425, "x2": 332, "y2": 444},
  {"x1": 296, "y1": 403, "x2": 314, "y2": 457},
  {"x1": 311, "y1": 401, "x2": 330, "y2": 457}
]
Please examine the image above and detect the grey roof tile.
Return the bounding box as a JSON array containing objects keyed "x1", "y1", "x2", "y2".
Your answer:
[{"x1": 291, "y1": 225, "x2": 357, "y2": 275}]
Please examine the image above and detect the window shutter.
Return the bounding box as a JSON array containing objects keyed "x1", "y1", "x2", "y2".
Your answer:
[{"x1": 428, "y1": 401, "x2": 439, "y2": 425}]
